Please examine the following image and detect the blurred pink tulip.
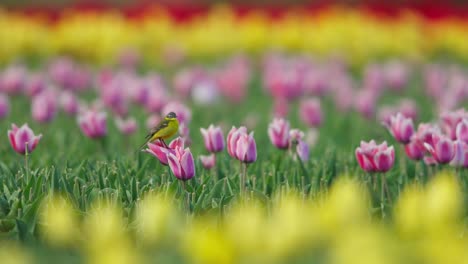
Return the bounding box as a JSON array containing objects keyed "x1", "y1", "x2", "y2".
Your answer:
[
  {"x1": 296, "y1": 141, "x2": 310, "y2": 162},
  {"x1": 144, "y1": 82, "x2": 167, "y2": 113},
  {"x1": 31, "y1": 91, "x2": 58, "y2": 123},
  {"x1": 268, "y1": 118, "x2": 290, "y2": 149},
  {"x1": 59, "y1": 91, "x2": 79, "y2": 115},
  {"x1": 440, "y1": 108, "x2": 467, "y2": 140},
  {"x1": 77, "y1": 110, "x2": 107, "y2": 139},
  {"x1": 398, "y1": 99, "x2": 418, "y2": 121},
  {"x1": 146, "y1": 115, "x2": 161, "y2": 130},
  {"x1": 404, "y1": 138, "x2": 425, "y2": 161},
  {"x1": 115, "y1": 117, "x2": 137, "y2": 135},
  {"x1": 272, "y1": 98, "x2": 289, "y2": 118},
  {"x1": 424, "y1": 134, "x2": 455, "y2": 164},
  {"x1": 191, "y1": 78, "x2": 219, "y2": 106},
  {"x1": 0, "y1": 94, "x2": 10, "y2": 118},
  {"x1": 355, "y1": 89, "x2": 377, "y2": 119},
  {"x1": 355, "y1": 140, "x2": 395, "y2": 173},
  {"x1": 299, "y1": 98, "x2": 323, "y2": 127},
  {"x1": 200, "y1": 154, "x2": 216, "y2": 170},
  {"x1": 8, "y1": 123, "x2": 42, "y2": 155},
  {"x1": 217, "y1": 56, "x2": 251, "y2": 103},
  {"x1": 200, "y1": 125, "x2": 224, "y2": 153},
  {"x1": 1, "y1": 65, "x2": 26, "y2": 94},
  {"x1": 386, "y1": 113, "x2": 414, "y2": 144},
  {"x1": 167, "y1": 147, "x2": 195, "y2": 181},
  {"x1": 383, "y1": 61, "x2": 409, "y2": 91},
  {"x1": 162, "y1": 101, "x2": 192, "y2": 124},
  {"x1": 25, "y1": 73, "x2": 46, "y2": 97},
  {"x1": 455, "y1": 119, "x2": 468, "y2": 143},
  {"x1": 451, "y1": 140, "x2": 468, "y2": 168}
]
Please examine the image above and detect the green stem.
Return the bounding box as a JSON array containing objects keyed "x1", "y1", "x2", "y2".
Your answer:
[
  {"x1": 24, "y1": 142, "x2": 30, "y2": 182},
  {"x1": 181, "y1": 180, "x2": 190, "y2": 213}
]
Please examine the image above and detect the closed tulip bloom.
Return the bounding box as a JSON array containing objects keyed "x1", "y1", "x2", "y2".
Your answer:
[
  {"x1": 115, "y1": 117, "x2": 137, "y2": 135},
  {"x1": 424, "y1": 134, "x2": 455, "y2": 164},
  {"x1": 455, "y1": 119, "x2": 468, "y2": 143},
  {"x1": 1, "y1": 65, "x2": 26, "y2": 94},
  {"x1": 167, "y1": 147, "x2": 195, "y2": 181},
  {"x1": 77, "y1": 110, "x2": 107, "y2": 139},
  {"x1": 200, "y1": 125, "x2": 224, "y2": 153},
  {"x1": 296, "y1": 141, "x2": 310, "y2": 162},
  {"x1": 451, "y1": 140, "x2": 468, "y2": 168},
  {"x1": 25, "y1": 73, "x2": 46, "y2": 97},
  {"x1": 299, "y1": 98, "x2": 323, "y2": 127},
  {"x1": 59, "y1": 91, "x2": 79, "y2": 115},
  {"x1": 387, "y1": 113, "x2": 414, "y2": 144},
  {"x1": 145, "y1": 137, "x2": 184, "y2": 166},
  {"x1": 227, "y1": 126, "x2": 247, "y2": 158},
  {"x1": 404, "y1": 138, "x2": 425, "y2": 160},
  {"x1": 355, "y1": 140, "x2": 395, "y2": 173},
  {"x1": 440, "y1": 109, "x2": 467, "y2": 140},
  {"x1": 0, "y1": 94, "x2": 10, "y2": 118},
  {"x1": 268, "y1": 118, "x2": 290, "y2": 149},
  {"x1": 8, "y1": 123, "x2": 42, "y2": 155},
  {"x1": 235, "y1": 132, "x2": 257, "y2": 163},
  {"x1": 200, "y1": 154, "x2": 216, "y2": 170},
  {"x1": 32, "y1": 91, "x2": 58, "y2": 123}
]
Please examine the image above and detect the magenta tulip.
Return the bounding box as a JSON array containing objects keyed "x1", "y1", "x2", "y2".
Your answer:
[
  {"x1": 404, "y1": 138, "x2": 425, "y2": 161},
  {"x1": 167, "y1": 147, "x2": 195, "y2": 181},
  {"x1": 77, "y1": 110, "x2": 107, "y2": 139},
  {"x1": 227, "y1": 126, "x2": 248, "y2": 158},
  {"x1": 200, "y1": 125, "x2": 224, "y2": 153},
  {"x1": 8, "y1": 124, "x2": 42, "y2": 155},
  {"x1": 424, "y1": 134, "x2": 455, "y2": 164},
  {"x1": 145, "y1": 137, "x2": 185, "y2": 165},
  {"x1": 235, "y1": 132, "x2": 257, "y2": 164},
  {"x1": 200, "y1": 154, "x2": 216, "y2": 170},
  {"x1": 268, "y1": 118, "x2": 290, "y2": 149},
  {"x1": 440, "y1": 109, "x2": 467, "y2": 140},
  {"x1": 355, "y1": 140, "x2": 395, "y2": 173},
  {"x1": 387, "y1": 113, "x2": 414, "y2": 144}
]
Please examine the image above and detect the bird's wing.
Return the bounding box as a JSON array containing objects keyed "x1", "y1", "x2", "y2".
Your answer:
[{"x1": 145, "y1": 119, "x2": 170, "y2": 140}]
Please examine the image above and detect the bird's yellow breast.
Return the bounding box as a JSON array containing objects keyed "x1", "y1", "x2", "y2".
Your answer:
[{"x1": 151, "y1": 118, "x2": 179, "y2": 141}]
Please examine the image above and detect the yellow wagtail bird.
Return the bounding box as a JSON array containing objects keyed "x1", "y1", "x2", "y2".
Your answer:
[{"x1": 139, "y1": 112, "x2": 179, "y2": 150}]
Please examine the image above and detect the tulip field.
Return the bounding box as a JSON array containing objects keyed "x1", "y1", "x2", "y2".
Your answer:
[{"x1": 1, "y1": 4, "x2": 468, "y2": 264}]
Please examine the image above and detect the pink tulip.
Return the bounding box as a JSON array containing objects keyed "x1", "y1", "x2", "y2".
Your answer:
[
  {"x1": 217, "y1": 56, "x2": 251, "y2": 103},
  {"x1": 268, "y1": 118, "x2": 290, "y2": 149},
  {"x1": 296, "y1": 141, "x2": 310, "y2": 162},
  {"x1": 272, "y1": 98, "x2": 289, "y2": 118},
  {"x1": 354, "y1": 89, "x2": 377, "y2": 119},
  {"x1": 355, "y1": 140, "x2": 395, "y2": 173},
  {"x1": 398, "y1": 99, "x2": 418, "y2": 121},
  {"x1": 424, "y1": 134, "x2": 455, "y2": 164},
  {"x1": 144, "y1": 83, "x2": 167, "y2": 113},
  {"x1": 146, "y1": 115, "x2": 161, "y2": 130},
  {"x1": 289, "y1": 129, "x2": 305, "y2": 145},
  {"x1": 299, "y1": 98, "x2": 323, "y2": 127},
  {"x1": 115, "y1": 117, "x2": 137, "y2": 135},
  {"x1": 31, "y1": 91, "x2": 58, "y2": 123},
  {"x1": 173, "y1": 67, "x2": 202, "y2": 99},
  {"x1": 455, "y1": 119, "x2": 468, "y2": 143},
  {"x1": 235, "y1": 132, "x2": 257, "y2": 164},
  {"x1": 383, "y1": 60, "x2": 409, "y2": 91},
  {"x1": 440, "y1": 109, "x2": 467, "y2": 140},
  {"x1": 167, "y1": 147, "x2": 195, "y2": 181},
  {"x1": 8, "y1": 124, "x2": 42, "y2": 155},
  {"x1": 25, "y1": 73, "x2": 46, "y2": 97},
  {"x1": 200, "y1": 125, "x2": 224, "y2": 153},
  {"x1": 227, "y1": 126, "x2": 247, "y2": 158},
  {"x1": 145, "y1": 137, "x2": 184, "y2": 166},
  {"x1": 192, "y1": 78, "x2": 219, "y2": 106},
  {"x1": 451, "y1": 140, "x2": 468, "y2": 168},
  {"x1": 404, "y1": 138, "x2": 425, "y2": 161},
  {"x1": 1, "y1": 65, "x2": 26, "y2": 94},
  {"x1": 200, "y1": 154, "x2": 216, "y2": 169},
  {"x1": 0, "y1": 94, "x2": 10, "y2": 118},
  {"x1": 413, "y1": 123, "x2": 440, "y2": 148},
  {"x1": 59, "y1": 91, "x2": 79, "y2": 115},
  {"x1": 386, "y1": 113, "x2": 414, "y2": 144},
  {"x1": 77, "y1": 110, "x2": 107, "y2": 139}
]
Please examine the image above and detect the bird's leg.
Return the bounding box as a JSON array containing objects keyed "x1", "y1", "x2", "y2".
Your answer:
[{"x1": 160, "y1": 139, "x2": 169, "y2": 148}]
